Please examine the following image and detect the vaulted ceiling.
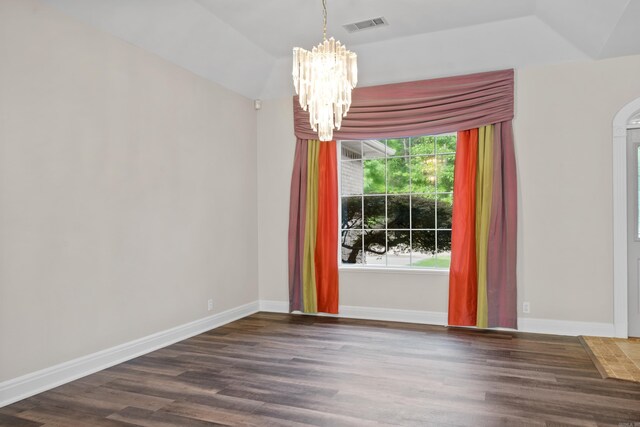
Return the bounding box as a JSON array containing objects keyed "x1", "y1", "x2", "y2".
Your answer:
[{"x1": 41, "y1": 0, "x2": 640, "y2": 99}]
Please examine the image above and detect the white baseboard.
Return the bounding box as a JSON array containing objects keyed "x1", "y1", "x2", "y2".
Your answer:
[
  {"x1": 258, "y1": 300, "x2": 614, "y2": 337},
  {"x1": 517, "y1": 317, "x2": 615, "y2": 337},
  {"x1": 260, "y1": 300, "x2": 448, "y2": 324},
  {"x1": 0, "y1": 301, "x2": 259, "y2": 408},
  {"x1": 259, "y1": 300, "x2": 448, "y2": 325},
  {"x1": 340, "y1": 305, "x2": 448, "y2": 325}
]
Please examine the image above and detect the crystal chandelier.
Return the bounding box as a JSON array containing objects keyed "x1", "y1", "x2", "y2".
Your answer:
[{"x1": 292, "y1": 0, "x2": 357, "y2": 141}]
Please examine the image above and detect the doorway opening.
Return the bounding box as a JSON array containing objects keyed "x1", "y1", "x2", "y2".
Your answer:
[{"x1": 613, "y1": 97, "x2": 640, "y2": 338}]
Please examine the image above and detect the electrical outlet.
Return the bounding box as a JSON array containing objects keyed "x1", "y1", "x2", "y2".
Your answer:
[
  {"x1": 207, "y1": 299, "x2": 213, "y2": 311},
  {"x1": 523, "y1": 301, "x2": 530, "y2": 314}
]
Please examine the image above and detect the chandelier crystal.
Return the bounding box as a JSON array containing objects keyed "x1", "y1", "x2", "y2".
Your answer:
[{"x1": 292, "y1": 0, "x2": 357, "y2": 141}]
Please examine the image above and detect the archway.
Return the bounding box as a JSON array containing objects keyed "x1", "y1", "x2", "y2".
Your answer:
[{"x1": 612, "y1": 97, "x2": 640, "y2": 338}]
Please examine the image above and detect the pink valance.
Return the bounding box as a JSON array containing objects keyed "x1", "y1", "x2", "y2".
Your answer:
[{"x1": 293, "y1": 69, "x2": 514, "y2": 140}]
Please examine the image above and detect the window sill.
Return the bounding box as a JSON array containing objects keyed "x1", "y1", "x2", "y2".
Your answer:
[{"x1": 339, "y1": 266, "x2": 450, "y2": 276}]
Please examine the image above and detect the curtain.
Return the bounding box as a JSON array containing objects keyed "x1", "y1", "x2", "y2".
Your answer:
[
  {"x1": 487, "y1": 122, "x2": 517, "y2": 328},
  {"x1": 447, "y1": 129, "x2": 478, "y2": 326},
  {"x1": 289, "y1": 69, "x2": 516, "y2": 325},
  {"x1": 448, "y1": 123, "x2": 517, "y2": 329},
  {"x1": 288, "y1": 139, "x2": 339, "y2": 314}
]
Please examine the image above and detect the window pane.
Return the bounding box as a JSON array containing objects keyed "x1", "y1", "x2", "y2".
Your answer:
[
  {"x1": 410, "y1": 156, "x2": 436, "y2": 193},
  {"x1": 387, "y1": 157, "x2": 410, "y2": 194},
  {"x1": 437, "y1": 154, "x2": 455, "y2": 193},
  {"x1": 437, "y1": 193, "x2": 453, "y2": 229},
  {"x1": 386, "y1": 138, "x2": 410, "y2": 157},
  {"x1": 364, "y1": 158, "x2": 386, "y2": 194},
  {"x1": 341, "y1": 230, "x2": 363, "y2": 264},
  {"x1": 436, "y1": 134, "x2": 457, "y2": 154},
  {"x1": 387, "y1": 230, "x2": 411, "y2": 267},
  {"x1": 411, "y1": 194, "x2": 436, "y2": 229},
  {"x1": 363, "y1": 196, "x2": 385, "y2": 229},
  {"x1": 411, "y1": 135, "x2": 435, "y2": 155},
  {"x1": 436, "y1": 230, "x2": 452, "y2": 269},
  {"x1": 387, "y1": 195, "x2": 410, "y2": 229},
  {"x1": 411, "y1": 230, "x2": 436, "y2": 267},
  {"x1": 364, "y1": 230, "x2": 386, "y2": 266},
  {"x1": 341, "y1": 196, "x2": 362, "y2": 230},
  {"x1": 341, "y1": 160, "x2": 363, "y2": 195}
]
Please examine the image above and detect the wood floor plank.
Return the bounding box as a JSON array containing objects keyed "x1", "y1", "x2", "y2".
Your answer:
[
  {"x1": 0, "y1": 413, "x2": 43, "y2": 427},
  {"x1": 107, "y1": 406, "x2": 228, "y2": 427},
  {"x1": 1, "y1": 312, "x2": 640, "y2": 426}
]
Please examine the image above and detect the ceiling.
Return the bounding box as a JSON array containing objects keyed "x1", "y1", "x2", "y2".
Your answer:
[{"x1": 40, "y1": 0, "x2": 640, "y2": 99}]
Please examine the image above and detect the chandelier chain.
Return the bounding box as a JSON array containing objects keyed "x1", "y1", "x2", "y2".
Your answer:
[{"x1": 322, "y1": 0, "x2": 327, "y2": 41}]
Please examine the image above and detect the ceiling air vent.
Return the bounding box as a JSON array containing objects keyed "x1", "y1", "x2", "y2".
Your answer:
[{"x1": 343, "y1": 17, "x2": 388, "y2": 33}]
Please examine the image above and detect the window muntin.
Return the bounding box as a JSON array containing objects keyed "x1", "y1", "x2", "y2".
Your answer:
[{"x1": 340, "y1": 135, "x2": 456, "y2": 269}]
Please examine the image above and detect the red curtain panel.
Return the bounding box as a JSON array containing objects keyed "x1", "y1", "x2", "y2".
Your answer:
[
  {"x1": 315, "y1": 141, "x2": 339, "y2": 313},
  {"x1": 448, "y1": 129, "x2": 479, "y2": 326}
]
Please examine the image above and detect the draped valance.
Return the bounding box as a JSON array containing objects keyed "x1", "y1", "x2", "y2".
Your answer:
[{"x1": 293, "y1": 69, "x2": 514, "y2": 140}]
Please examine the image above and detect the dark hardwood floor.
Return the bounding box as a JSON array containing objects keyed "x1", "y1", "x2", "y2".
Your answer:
[{"x1": 1, "y1": 312, "x2": 639, "y2": 426}]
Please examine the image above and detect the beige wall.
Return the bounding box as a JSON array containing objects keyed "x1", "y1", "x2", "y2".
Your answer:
[
  {"x1": 0, "y1": 0, "x2": 258, "y2": 381},
  {"x1": 514, "y1": 57, "x2": 640, "y2": 323},
  {"x1": 257, "y1": 55, "x2": 640, "y2": 324}
]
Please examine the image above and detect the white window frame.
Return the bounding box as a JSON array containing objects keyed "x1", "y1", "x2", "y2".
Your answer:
[{"x1": 337, "y1": 134, "x2": 456, "y2": 273}]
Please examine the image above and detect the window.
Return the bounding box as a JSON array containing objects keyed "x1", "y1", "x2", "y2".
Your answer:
[{"x1": 340, "y1": 134, "x2": 456, "y2": 269}]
